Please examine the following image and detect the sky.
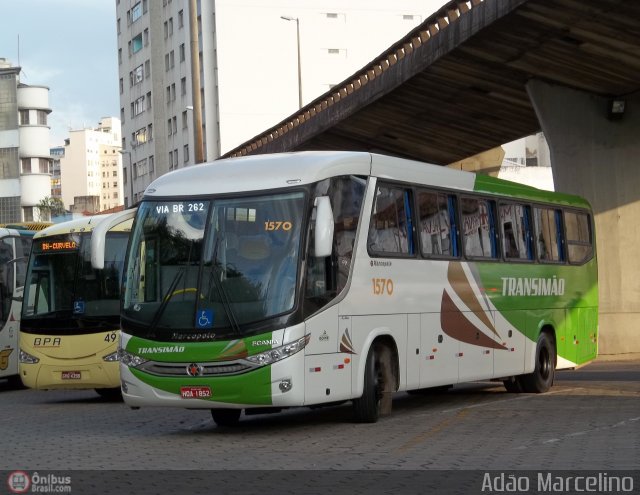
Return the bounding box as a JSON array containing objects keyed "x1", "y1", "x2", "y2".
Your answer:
[
  {"x1": 1, "y1": 0, "x2": 448, "y2": 151},
  {"x1": 1, "y1": 0, "x2": 119, "y2": 147}
]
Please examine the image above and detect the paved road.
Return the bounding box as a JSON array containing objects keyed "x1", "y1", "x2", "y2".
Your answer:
[{"x1": 1, "y1": 359, "x2": 638, "y2": 494}]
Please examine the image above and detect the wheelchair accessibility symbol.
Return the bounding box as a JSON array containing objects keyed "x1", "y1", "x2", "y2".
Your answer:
[
  {"x1": 73, "y1": 300, "x2": 85, "y2": 314},
  {"x1": 196, "y1": 309, "x2": 214, "y2": 329}
]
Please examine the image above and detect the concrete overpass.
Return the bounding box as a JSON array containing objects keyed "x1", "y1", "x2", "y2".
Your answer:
[{"x1": 222, "y1": 0, "x2": 640, "y2": 355}]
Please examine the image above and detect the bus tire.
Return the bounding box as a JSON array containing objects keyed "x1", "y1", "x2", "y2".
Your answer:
[
  {"x1": 6, "y1": 375, "x2": 25, "y2": 390},
  {"x1": 352, "y1": 343, "x2": 394, "y2": 423},
  {"x1": 211, "y1": 408, "x2": 241, "y2": 427},
  {"x1": 502, "y1": 376, "x2": 523, "y2": 393},
  {"x1": 520, "y1": 332, "x2": 555, "y2": 393}
]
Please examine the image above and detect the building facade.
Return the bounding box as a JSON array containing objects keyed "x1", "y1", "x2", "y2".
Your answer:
[
  {"x1": 59, "y1": 117, "x2": 124, "y2": 214},
  {"x1": 499, "y1": 133, "x2": 554, "y2": 191},
  {"x1": 115, "y1": 0, "x2": 443, "y2": 207},
  {"x1": 0, "y1": 58, "x2": 53, "y2": 222},
  {"x1": 50, "y1": 145, "x2": 64, "y2": 200}
]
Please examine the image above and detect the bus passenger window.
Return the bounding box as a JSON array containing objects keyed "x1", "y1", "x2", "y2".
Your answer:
[
  {"x1": 565, "y1": 211, "x2": 593, "y2": 264},
  {"x1": 368, "y1": 184, "x2": 414, "y2": 256},
  {"x1": 499, "y1": 203, "x2": 533, "y2": 261},
  {"x1": 417, "y1": 190, "x2": 457, "y2": 258},
  {"x1": 461, "y1": 197, "x2": 497, "y2": 259},
  {"x1": 533, "y1": 207, "x2": 563, "y2": 262}
]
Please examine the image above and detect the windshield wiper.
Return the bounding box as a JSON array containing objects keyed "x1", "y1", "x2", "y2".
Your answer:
[
  {"x1": 206, "y1": 234, "x2": 241, "y2": 336},
  {"x1": 147, "y1": 269, "x2": 184, "y2": 331}
]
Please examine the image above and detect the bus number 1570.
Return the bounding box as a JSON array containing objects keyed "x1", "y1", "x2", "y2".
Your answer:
[{"x1": 372, "y1": 278, "x2": 394, "y2": 295}]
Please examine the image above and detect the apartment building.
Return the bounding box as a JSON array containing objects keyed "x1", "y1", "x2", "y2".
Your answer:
[
  {"x1": 115, "y1": 0, "x2": 441, "y2": 207},
  {"x1": 0, "y1": 58, "x2": 52, "y2": 222},
  {"x1": 59, "y1": 117, "x2": 124, "y2": 214}
]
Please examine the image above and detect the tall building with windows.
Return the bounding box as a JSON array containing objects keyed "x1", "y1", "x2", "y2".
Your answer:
[
  {"x1": 115, "y1": 0, "x2": 441, "y2": 207},
  {"x1": 0, "y1": 58, "x2": 53, "y2": 222},
  {"x1": 59, "y1": 117, "x2": 124, "y2": 214},
  {"x1": 50, "y1": 145, "x2": 64, "y2": 200}
]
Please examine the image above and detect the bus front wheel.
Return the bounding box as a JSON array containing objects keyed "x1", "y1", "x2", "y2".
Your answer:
[
  {"x1": 353, "y1": 343, "x2": 394, "y2": 423},
  {"x1": 211, "y1": 408, "x2": 241, "y2": 427},
  {"x1": 520, "y1": 332, "x2": 556, "y2": 393}
]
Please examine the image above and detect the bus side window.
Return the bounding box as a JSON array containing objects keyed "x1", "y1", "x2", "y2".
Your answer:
[
  {"x1": 368, "y1": 184, "x2": 414, "y2": 256},
  {"x1": 417, "y1": 190, "x2": 458, "y2": 258},
  {"x1": 564, "y1": 210, "x2": 593, "y2": 264},
  {"x1": 304, "y1": 176, "x2": 365, "y2": 315},
  {"x1": 461, "y1": 197, "x2": 498, "y2": 259},
  {"x1": 533, "y1": 207, "x2": 564, "y2": 262},
  {"x1": 499, "y1": 202, "x2": 533, "y2": 261}
]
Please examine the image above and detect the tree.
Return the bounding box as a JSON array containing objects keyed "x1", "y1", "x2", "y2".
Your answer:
[{"x1": 35, "y1": 196, "x2": 66, "y2": 221}]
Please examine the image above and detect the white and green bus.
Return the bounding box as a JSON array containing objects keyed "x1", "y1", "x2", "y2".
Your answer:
[{"x1": 108, "y1": 152, "x2": 597, "y2": 425}]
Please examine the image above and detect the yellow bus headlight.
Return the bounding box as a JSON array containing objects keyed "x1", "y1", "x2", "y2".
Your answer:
[{"x1": 19, "y1": 349, "x2": 39, "y2": 364}]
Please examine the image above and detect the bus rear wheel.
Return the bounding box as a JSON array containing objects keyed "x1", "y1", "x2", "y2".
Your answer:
[
  {"x1": 211, "y1": 408, "x2": 241, "y2": 427},
  {"x1": 353, "y1": 343, "x2": 394, "y2": 423},
  {"x1": 520, "y1": 332, "x2": 556, "y2": 393}
]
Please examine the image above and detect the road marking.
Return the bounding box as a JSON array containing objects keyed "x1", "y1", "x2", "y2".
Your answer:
[
  {"x1": 515, "y1": 415, "x2": 640, "y2": 450},
  {"x1": 437, "y1": 387, "x2": 581, "y2": 414}
]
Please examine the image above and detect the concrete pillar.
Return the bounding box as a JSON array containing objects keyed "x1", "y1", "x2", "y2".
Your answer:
[{"x1": 527, "y1": 79, "x2": 640, "y2": 355}]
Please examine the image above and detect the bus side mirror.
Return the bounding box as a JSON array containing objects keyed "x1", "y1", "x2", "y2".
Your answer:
[
  {"x1": 314, "y1": 196, "x2": 334, "y2": 258},
  {"x1": 91, "y1": 208, "x2": 137, "y2": 270}
]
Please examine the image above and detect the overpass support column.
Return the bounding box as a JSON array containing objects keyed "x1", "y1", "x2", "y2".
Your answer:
[{"x1": 527, "y1": 79, "x2": 640, "y2": 356}]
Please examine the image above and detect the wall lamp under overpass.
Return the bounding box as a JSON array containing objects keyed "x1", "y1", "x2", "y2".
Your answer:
[
  {"x1": 608, "y1": 98, "x2": 626, "y2": 120},
  {"x1": 280, "y1": 15, "x2": 303, "y2": 110}
]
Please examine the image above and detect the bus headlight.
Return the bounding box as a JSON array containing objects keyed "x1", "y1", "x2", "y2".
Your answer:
[
  {"x1": 118, "y1": 349, "x2": 148, "y2": 368},
  {"x1": 245, "y1": 335, "x2": 310, "y2": 366},
  {"x1": 19, "y1": 349, "x2": 39, "y2": 364},
  {"x1": 103, "y1": 351, "x2": 120, "y2": 362}
]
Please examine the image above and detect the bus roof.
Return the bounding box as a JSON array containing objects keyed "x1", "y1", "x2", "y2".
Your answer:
[
  {"x1": 144, "y1": 151, "x2": 373, "y2": 198},
  {"x1": 142, "y1": 151, "x2": 589, "y2": 209},
  {"x1": 0, "y1": 222, "x2": 52, "y2": 231},
  {"x1": 34, "y1": 213, "x2": 131, "y2": 240}
]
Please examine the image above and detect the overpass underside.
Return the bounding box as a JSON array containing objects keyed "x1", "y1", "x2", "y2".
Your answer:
[{"x1": 223, "y1": 0, "x2": 640, "y2": 355}]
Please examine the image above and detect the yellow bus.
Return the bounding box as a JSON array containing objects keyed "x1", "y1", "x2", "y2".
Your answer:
[{"x1": 19, "y1": 212, "x2": 133, "y2": 398}]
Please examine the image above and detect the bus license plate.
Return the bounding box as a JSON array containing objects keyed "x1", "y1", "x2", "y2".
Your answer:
[
  {"x1": 61, "y1": 371, "x2": 81, "y2": 380},
  {"x1": 180, "y1": 386, "x2": 212, "y2": 399}
]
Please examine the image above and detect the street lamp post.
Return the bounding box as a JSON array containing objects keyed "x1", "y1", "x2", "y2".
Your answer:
[
  {"x1": 280, "y1": 15, "x2": 302, "y2": 109},
  {"x1": 188, "y1": 0, "x2": 205, "y2": 164},
  {"x1": 119, "y1": 149, "x2": 134, "y2": 208},
  {"x1": 186, "y1": 105, "x2": 205, "y2": 165}
]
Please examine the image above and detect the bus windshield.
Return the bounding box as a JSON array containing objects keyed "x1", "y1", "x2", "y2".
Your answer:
[
  {"x1": 123, "y1": 192, "x2": 306, "y2": 338},
  {"x1": 23, "y1": 232, "x2": 128, "y2": 319}
]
